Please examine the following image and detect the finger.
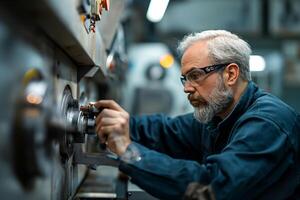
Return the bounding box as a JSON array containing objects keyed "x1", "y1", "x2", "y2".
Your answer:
[
  {"x1": 100, "y1": 108, "x2": 124, "y2": 118},
  {"x1": 94, "y1": 100, "x2": 125, "y2": 112},
  {"x1": 95, "y1": 122, "x2": 102, "y2": 135},
  {"x1": 99, "y1": 117, "x2": 124, "y2": 126},
  {"x1": 96, "y1": 109, "x2": 125, "y2": 126},
  {"x1": 98, "y1": 125, "x2": 117, "y2": 142},
  {"x1": 96, "y1": 126, "x2": 109, "y2": 143},
  {"x1": 99, "y1": 125, "x2": 118, "y2": 135},
  {"x1": 95, "y1": 118, "x2": 115, "y2": 133},
  {"x1": 96, "y1": 123, "x2": 122, "y2": 139}
]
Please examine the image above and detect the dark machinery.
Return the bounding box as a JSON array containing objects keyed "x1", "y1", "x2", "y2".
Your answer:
[{"x1": 0, "y1": 0, "x2": 128, "y2": 199}]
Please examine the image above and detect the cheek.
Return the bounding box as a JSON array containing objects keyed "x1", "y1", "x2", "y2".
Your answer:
[
  {"x1": 201, "y1": 75, "x2": 223, "y2": 96},
  {"x1": 194, "y1": 87, "x2": 210, "y2": 102},
  {"x1": 194, "y1": 83, "x2": 216, "y2": 99}
]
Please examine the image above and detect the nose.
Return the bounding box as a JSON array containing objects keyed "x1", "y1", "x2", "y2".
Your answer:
[{"x1": 183, "y1": 81, "x2": 195, "y2": 94}]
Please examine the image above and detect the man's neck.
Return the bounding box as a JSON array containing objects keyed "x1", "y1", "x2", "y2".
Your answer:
[{"x1": 218, "y1": 80, "x2": 249, "y2": 119}]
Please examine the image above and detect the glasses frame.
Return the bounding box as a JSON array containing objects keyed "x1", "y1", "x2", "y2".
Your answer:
[{"x1": 180, "y1": 63, "x2": 229, "y2": 86}]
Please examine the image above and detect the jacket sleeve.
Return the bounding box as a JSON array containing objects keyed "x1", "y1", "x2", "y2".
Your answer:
[
  {"x1": 129, "y1": 113, "x2": 204, "y2": 160},
  {"x1": 120, "y1": 116, "x2": 294, "y2": 200}
]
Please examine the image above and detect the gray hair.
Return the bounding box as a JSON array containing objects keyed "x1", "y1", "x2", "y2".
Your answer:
[{"x1": 177, "y1": 30, "x2": 252, "y2": 81}]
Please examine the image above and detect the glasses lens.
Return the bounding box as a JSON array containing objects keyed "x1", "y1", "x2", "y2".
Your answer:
[
  {"x1": 180, "y1": 76, "x2": 186, "y2": 85},
  {"x1": 187, "y1": 69, "x2": 205, "y2": 83}
]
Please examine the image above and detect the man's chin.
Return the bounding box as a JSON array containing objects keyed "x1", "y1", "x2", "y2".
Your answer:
[
  {"x1": 193, "y1": 109, "x2": 207, "y2": 123},
  {"x1": 194, "y1": 114, "x2": 210, "y2": 124}
]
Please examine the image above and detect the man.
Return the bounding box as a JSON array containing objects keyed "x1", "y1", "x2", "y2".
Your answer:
[{"x1": 93, "y1": 30, "x2": 300, "y2": 199}]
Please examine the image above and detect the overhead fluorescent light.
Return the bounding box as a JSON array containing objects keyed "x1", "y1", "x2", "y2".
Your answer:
[
  {"x1": 146, "y1": 0, "x2": 169, "y2": 23},
  {"x1": 250, "y1": 55, "x2": 266, "y2": 72}
]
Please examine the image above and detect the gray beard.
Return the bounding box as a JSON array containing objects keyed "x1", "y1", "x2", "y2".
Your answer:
[{"x1": 193, "y1": 76, "x2": 234, "y2": 123}]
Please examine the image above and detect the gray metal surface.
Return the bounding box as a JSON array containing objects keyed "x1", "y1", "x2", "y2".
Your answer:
[
  {"x1": 0, "y1": 0, "x2": 126, "y2": 199},
  {"x1": 75, "y1": 166, "x2": 127, "y2": 200}
]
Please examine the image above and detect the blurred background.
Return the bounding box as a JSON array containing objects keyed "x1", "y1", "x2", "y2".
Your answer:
[
  {"x1": 122, "y1": 0, "x2": 300, "y2": 115},
  {"x1": 0, "y1": 0, "x2": 300, "y2": 199}
]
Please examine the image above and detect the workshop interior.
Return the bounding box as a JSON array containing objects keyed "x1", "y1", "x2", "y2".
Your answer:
[{"x1": 1, "y1": 0, "x2": 300, "y2": 199}]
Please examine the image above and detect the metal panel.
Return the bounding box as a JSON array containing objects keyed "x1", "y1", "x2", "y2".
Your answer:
[{"x1": 0, "y1": 0, "x2": 127, "y2": 199}]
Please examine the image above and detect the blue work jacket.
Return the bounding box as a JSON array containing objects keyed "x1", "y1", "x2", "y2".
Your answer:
[{"x1": 119, "y1": 81, "x2": 300, "y2": 200}]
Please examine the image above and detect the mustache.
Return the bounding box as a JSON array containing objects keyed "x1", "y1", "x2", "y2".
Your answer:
[{"x1": 188, "y1": 94, "x2": 206, "y2": 103}]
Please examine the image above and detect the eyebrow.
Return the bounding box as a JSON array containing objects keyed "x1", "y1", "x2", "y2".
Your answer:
[{"x1": 181, "y1": 67, "x2": 198, "y2": 76}]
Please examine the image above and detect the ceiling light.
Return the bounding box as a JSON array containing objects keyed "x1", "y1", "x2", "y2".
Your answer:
[
  {"x1": 250, "y1": 55, "x2": 266, "y2": 72},
  {"x1": 146, "y1": 0, "x2": 169, "y2": 23}
]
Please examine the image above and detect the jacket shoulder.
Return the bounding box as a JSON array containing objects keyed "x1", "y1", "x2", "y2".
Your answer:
[{"x1": 239, "y1": 91, "x2": 300, "y2": 151}]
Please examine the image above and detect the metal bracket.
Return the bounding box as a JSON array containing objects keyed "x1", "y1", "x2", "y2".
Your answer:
[{"x1": 73, "y1": 143, "x2": 119, "y2": 168}]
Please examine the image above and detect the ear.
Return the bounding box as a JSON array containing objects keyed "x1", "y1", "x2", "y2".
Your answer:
[{"x1": 223, "y1": 63, "x2": 239, "y2": 86}]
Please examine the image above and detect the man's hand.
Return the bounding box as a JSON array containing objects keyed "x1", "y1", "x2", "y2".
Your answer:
[{"x1": 94, "y1": 100, "x2": 131, "y2": 156}]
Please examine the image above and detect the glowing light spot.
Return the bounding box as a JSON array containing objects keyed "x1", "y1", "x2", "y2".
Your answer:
[
  {"x1": 250, "y1": 55, "x2": 266, "y2": 72},
  {"x1": 160, "y1": 54, "x2": 174, "y2": 69},
  {"x1": 26, "y1": 94, "x2": 43, "y2": 105}
]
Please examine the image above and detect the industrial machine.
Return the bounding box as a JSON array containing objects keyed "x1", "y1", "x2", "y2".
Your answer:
[
  {"x1": 123, "y1": 43, "x2": 192, "y2": 116},
  {"x1": 0, "y1": 0, "x2": 128, "y2": 199}
]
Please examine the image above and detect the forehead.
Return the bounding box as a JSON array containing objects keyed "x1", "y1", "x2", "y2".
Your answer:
[{"x1": 180, "y1": 40, "x2": 211, "y2": 74}]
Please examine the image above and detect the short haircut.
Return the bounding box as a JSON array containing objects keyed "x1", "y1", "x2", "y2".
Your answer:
[{"x1": 177, "y1": 30, "x2": 252, "y2": 81}]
